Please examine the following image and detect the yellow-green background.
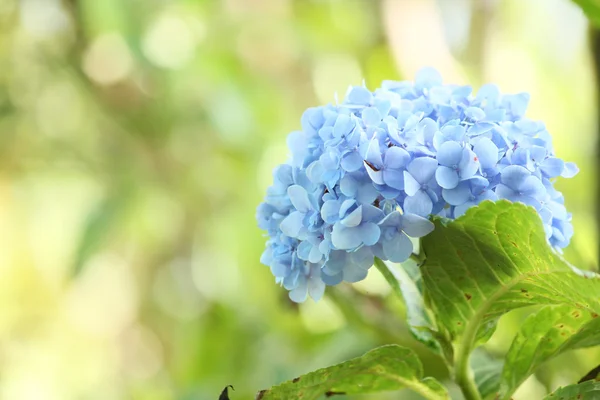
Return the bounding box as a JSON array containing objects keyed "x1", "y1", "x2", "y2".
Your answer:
[{"x1": 0, "y1": 0, "x2": 597, "y2": 399}]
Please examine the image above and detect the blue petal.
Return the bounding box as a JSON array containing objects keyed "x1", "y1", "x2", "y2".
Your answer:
[
  {"x1": 333, "y1": 114, "x2": 355, "y2": 138},
  {"x1": 343, "y1": 263, "x2": 369, "y2": 283},
  {"x1": 321, "y1": 200, "x2": 340, "y2": 224},
  {"x1": 401, "y1": 213, "x2": 434, "y2": 237},
  {"x1": 331, "y1": 224, "x2": 362, "y2": 250},
  {"x1": 288, "y1": 185, "x2": 312, "y2": 212},
  {"x1": 289, "y1": 277, "x2": 308, "y2": 302},
  {"x1": 540, "y1": 157, "x2": 564, "y2": 178},
  {"x1": 428, "y1": 86, "x2": 451, "y2": 104},
  {"x1": 341, "y1": 151, "x2": 363, "y2": 172},
  {"x1": 520, "y1": 176, "x2": 546, "y2": 199},
  {"x1": 437, "y1": 141, "x2": 463, "y2": 166},
  {"x1": 500, "y1": 165, "x2": 531, "y2": 190},
  {"x1": 465, "y1": 107, "x2": 485, "y2": 121},
  {"x1": 473, "y1": 137, "x2": 499, "y2": 169},
  {"x1": 442, "y1": 181, "x2": 471, "y2": 206},
  {"x1": 562, "y1": 162, "x2": 579, "y2": 178},
  {"x1": 407, "y1": 157, "x2": 438, "y2": 184},
  {"x1": 403, "y1": 171, "x2": 421, "y2": 196},
  {"x1": 495, "y1": 183, "x2": 516, "y2": 200},
  {"x1": 383, "y1": 169, "x2": 405, "y2": 190},
  {"x1": 435, "y1": 166, "x2": 459, "y2": 189},
  {"x1": 502, "y1": 93, "x2": 530, "y2": 118},
  {"x1": 359, "y1": 222, "x2": 381, "y2": 246},
  {"x1": 415, "y1": 67, "x2": 443, "y2": 89},
  {"x1": 341, "y1": 205, "x2": 363, "y2": 227},
  {"x1": 385, "y1": 146, "x2": 411, "y2": 169},
  {"x1": 321, "y1": 270, "x2": 343, "y2": 285},
  {"x1": 403, "y1": 191, "x2": 433, "y2": 217},
  {"x1": 362, "y1": 107, "x2": 381, "y2": 126},
  {"x1": 346, "y1": 86, "x2": 372, "y2": 105},
  {"x1": 280, "y1": 211, "x2": 304, "y2": 238},
  {"x1": 383, "y1": 231, "x2": 413, "y2": 263},
  {"x1": 458, "y1": 148, "x2": 479, "y2": 179}
]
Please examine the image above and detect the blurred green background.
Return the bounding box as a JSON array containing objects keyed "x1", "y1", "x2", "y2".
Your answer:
[{"x1": 0, "y1": 0, "x2": 597, "y2": 399}]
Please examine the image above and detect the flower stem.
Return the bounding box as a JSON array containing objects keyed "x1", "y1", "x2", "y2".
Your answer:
[
  {"x1": 454, "y1": 328, "x2": 482, "y2": 400},
  {"x1": 373, "y1": 257, "x2": 403, "y2": 301}
]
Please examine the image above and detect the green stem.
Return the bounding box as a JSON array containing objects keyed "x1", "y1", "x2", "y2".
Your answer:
[
  {"x1": 374, "y1": 257, "x2": 404, "y2": 301},
  {"x1": 454, "y1": 324, "x2": 483, "y2": 400}
]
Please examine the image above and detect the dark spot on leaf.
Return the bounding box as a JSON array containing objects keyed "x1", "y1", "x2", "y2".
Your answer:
[
  {"x1": 578, "y1": 364, "x2": 600, "y2": 383},
  {"x1": 592, "y1": 313, "x2": 599, "y2": 319},
  {"x1": 572, "y1": 311, "x2": 581, "y2": 318},
  {"x1": 510, "y1": 241, "x2": 518, "y2": 248},
  {"x1": 561, "y1": 332, "x2": 566, "y2": 336},
  {"x1": 578, "y1": 395, "x2": 582, "y2": 399},
  {"x1": 464, "y1": 293, "x2": 472, "y2": 300},
  {"x1": 325, "y1": 391, "x2": 346, "y2": 397},
  {"x1": 293, "y1": 377, "x2": 300, "y2": 383},
  {"x1": 457, "y1": 321, "x2": 462, "y2": 326},
  {"x1": 364, "y1": 160, "x2": 380, "y2": 171},
  {"x1": 520, "y1": 289, "x2": 528, "y2": 293},
  {"x1": 220, "y1": 385, "x2": 234, "y2": 400},
  {"x1": 558, "y1": 324, "x2": 564, "y2": 329}
]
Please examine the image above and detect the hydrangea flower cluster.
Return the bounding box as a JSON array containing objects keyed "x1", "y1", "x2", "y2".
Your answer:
[{"x1": 257, "y1": 68, "x2": 578, "y2": 303}]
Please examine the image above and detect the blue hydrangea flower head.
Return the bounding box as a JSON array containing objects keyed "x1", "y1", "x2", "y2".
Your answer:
[{"x1": 257, "y1": 68, "x2": 578, "y2": 302}]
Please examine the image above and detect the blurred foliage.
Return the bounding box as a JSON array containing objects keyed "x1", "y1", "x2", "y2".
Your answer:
[{"x1": 0, "y1": 0, "x2": 597, "y2": 399}]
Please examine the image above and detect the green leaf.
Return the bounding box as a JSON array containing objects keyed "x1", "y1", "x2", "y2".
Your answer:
[
  {"x1": 255, "y1": 345, "x2": 449, "y2": 400},
  {"x1": 470, "y1": 349, "x2": 503, "y2": 400},
  {"x1": 374, "y1": 258, "x2": 441, "y2": 353},
  {"x1": 420, "y1": 200, "x2": 600, "y2": 343},
  {"x1": 544, "y1": 380, "x2": 600, "y2": 399},
  {"x1": 572, "y1": 0, "x2": 600, "y2": 28},
  {"x1": 72, "y1": 193, "x2": 128, "y2": 276},
  {"x1": 500, "y1": 305, "x2": 600, "y2": 399}
]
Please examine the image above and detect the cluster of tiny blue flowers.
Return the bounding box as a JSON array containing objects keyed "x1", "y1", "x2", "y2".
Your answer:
[{"x1": 257, "y1": 68, "x2": 578, "y2": 302}]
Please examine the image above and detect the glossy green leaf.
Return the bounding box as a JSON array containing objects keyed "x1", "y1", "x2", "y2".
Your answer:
[
  {"x1": 544, "y1": 380, "x2": 600, "y2": 399},
  {"x1": 500, "y1": 305, "x2": 600, "y2": 399},
  {"x1": 420, "y1": 200, "x2": 600, "y2": 343},
  {"x1": 255, "y1": 345, "x2": 449, "y2": 400},
  {"x1": 572, "y1": 0, "x2": 600, "y2": 28}
]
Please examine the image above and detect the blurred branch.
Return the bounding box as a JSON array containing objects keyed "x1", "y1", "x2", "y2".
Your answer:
[
  {"x1": 459, "y1": 0, "x2": 498, "y2": 85},
  {"x1": 591, "y1": 26, "x2": 600, "y2": 262}
]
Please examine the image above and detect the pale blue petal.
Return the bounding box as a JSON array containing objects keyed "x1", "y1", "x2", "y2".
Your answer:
[
  {"x1": 520, "y1": 176, "x2": 546, "y2": 199},
  {"x1": 501, "y1": 165, "x2": 531, "y2": 190},
  {"x1": 437, "y1": 141, "x2": 463, "y2": 166},
  {"x1": 333, "y1": 114, "x2": 355, "y2": 138},
  {"x1": 359, "y1": 222, "x2": 380, "y2": 246},
  {"x1": 341, "y1": 151, "x2": 363, "y2": 172},
  {"x1": 407, "y1": 157, "x2": 438, "y2": 183},
  {"x1": 415, "y1": 67, "x2": 443, "y2": 89},
  {"x1": 435, "y1": 166, "x2": 459, "y2": 189},
  {"x1": 362, "y1": 107, "x2": 381, "y2": 126},
  {"x1": 385, "y1": 146, "x2": 411, "y2": 169},
  {"x1": 321, "y1": 270, "x2": 343, "y2": 285},
  {"x1": 343, "y1": 263, "x2": 369, "y2": 283},
  {"x1": 280, "y1": 211, "x2": 304, "y2": 238},
  {"x1": 331, "y1": 224, "x2": 362, "y2": 250},
  {"x1": 346, "y1": 86, "x2": 372, "y2": 105},
  {"x1": 403, "y1": 191, "x2": 433, "y2": 217},
  {"x1": 401, "y1": 213, "x2": 434, "y2": 237},
  {"x1": 289, "y1": 278, "x2": 308, "y2": 302},
  {"x1": 383, "y1": 232, "x2": 413, "y2": 263},
  {"x1": 442, "y1": 182, "x2": 471, "y2": 206},
  {"x1": 383, "y1": 169, "x2": 405, "y2": 190},
  {"x1": 458, "y1": 148, "x2": 479, "y2": 179},
  {"x1": 561, "y1": 162, "x2": 579, "y2": 178},
  {"x1": 473, "y1": 137, "x2": 498, "y2": 169},
  {"x1": 540, "y1": 157, "x2": 564, "y2": 178},
  {"x1": 341, "y1": 205, "x2": 363, "y2": 227},
  {"x1": 321, "y1": 200, "x2": 340, "y2": 224},
  {"x1": 404, "y1": 171, "x2": 421, "y2": 196},
  {"x1": 288, "y1": 185, "x2": 312, "y2": 212}
]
